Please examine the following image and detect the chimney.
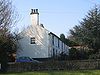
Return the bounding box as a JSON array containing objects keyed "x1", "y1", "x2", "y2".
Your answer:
[{"x1": 30, "y1": 9, "x2": 39, "y2": 25}]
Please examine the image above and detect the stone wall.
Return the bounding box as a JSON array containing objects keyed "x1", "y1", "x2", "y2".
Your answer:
[{"x1": 7, "y1": 59, "x2": 100, "y2": 72}]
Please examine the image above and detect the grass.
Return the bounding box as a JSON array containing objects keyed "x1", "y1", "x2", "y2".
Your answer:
[{"x1": 0, "y1": 70, "x2": 100, "y2": 75}]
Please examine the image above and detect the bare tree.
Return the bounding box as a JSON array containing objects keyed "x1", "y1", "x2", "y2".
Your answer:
[{"x1": 0, "y1": 0, "x2": 17, "y2": 35}]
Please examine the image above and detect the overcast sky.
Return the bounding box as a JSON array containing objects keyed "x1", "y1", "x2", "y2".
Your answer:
[{"x1": 13, "y1": 0, "x2": 100, "y2": 37}]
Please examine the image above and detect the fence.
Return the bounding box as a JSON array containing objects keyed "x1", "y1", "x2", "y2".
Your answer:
[{"x1": 7, "y1": 59, "x2": 100, "y2": 72}]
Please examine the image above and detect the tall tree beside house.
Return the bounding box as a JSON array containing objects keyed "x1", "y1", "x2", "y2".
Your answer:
[
  {"x1": 0, "y1": 0, "x2": 18, "y2": 72},
  {"x1": 69, "y1": 6, "x2": 100, "y2": 58},
  {"x1": 60, "y1": 34, "x2": 66, "y2": 42},
  {"x1": 60, "y1": 34, "x2": 78, "y2": 47}
]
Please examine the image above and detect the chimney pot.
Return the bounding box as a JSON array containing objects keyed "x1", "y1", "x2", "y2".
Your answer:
[
  {"x1": 30, "y1": 9, "x2": 34, "y2": 14},
  {"x1": 34, "y1": 9, "x2": 35, "y2": 13},
  {"x1": 36, "y1": 9, "x2": 38, "y2": 13}
]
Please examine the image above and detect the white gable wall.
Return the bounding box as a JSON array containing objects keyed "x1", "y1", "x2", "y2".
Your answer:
[{"x1": 17, "y1": 25, "x2": 50, "y2": 58}]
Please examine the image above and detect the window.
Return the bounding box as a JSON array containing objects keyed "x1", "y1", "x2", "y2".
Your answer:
[
  {"x1": 56, "y1": 49, "x2": 57, "y2": 55},
  {"x1": 62, "y1": 42, "x2": 63, "y2": 50},
  {"x1": 53, "y1": 48, "x2": 55, "y2": 57},
  {"x1": 52, "y1": 35, "x2": 54, "y2": 45},
  {"x1": 30, "y1": 37, "x2": 35, "y2": 44},
  {"x1": 58, "y1": 39, "x2": 59, "y2": 48}
]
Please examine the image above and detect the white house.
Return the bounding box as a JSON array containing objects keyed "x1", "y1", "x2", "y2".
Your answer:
[{"x1": 17, "y1": 9, "x2": 69, "y2": 59}]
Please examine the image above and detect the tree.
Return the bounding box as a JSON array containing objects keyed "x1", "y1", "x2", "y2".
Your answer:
[
  {"x1": 69, "y1": 6, "x2": 100, "y2": 54},
  {"x1": 60, "y1": 34, "x2": 78, "y2": 47},
  {"x1": 60, "y1": 34, "x2": 65, "y2": 42},
  {"x1": 0, "y1": 0, "x2": 17, "y2": 72}
]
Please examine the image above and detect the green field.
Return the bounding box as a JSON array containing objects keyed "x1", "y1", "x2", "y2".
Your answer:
[{"x1": 0, "y1": 70, "x2": 100, "y2": 75}]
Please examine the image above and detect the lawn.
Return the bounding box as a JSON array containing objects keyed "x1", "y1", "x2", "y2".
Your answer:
[{"x1": 0, "y1": 70, "x2": 100, "y2": 75}]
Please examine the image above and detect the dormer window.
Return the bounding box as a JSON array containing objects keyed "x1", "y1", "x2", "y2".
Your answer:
[{"x1": 30, "y1": 37, "x2": 35, "y2": 44}]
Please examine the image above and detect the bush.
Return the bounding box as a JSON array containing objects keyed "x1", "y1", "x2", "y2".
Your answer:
[{"x1": 89, "y1": 53, "x2": 100, "y2": 59}]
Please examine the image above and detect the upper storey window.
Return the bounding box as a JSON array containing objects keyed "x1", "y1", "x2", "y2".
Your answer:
[
  {"x1": 52, "y1": 35, "x2": 54, "y2": 45},
  {"x1": 30, "y1": 37, "x2": 35, "y2": 44}
]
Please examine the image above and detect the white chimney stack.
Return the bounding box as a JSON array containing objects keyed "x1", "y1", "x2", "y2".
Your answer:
[{"x1": 30, "y1": 9, "x2": 39, "y2": 25}]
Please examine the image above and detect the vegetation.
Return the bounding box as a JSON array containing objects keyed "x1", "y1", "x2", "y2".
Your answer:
[
  {"x1": 0, "y1": 70, "x2": 100, "y2": 75},
  {"x1": 69, "y1": 48, "x2": 89, "y2": 60},
  {"x1": 60, "y1": 34, "x2": 78, "y2": 47},
  {"x1": 0, "y1": 0, "x2": 18, "y2": 72},
  {"x1": 66, "y1": 5, "x2": 100, "y2": 60}
]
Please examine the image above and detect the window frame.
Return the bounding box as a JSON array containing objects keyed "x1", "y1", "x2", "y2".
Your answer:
[{"x1": 30, "y1": 37, "x2": 35, "y2": 44}]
